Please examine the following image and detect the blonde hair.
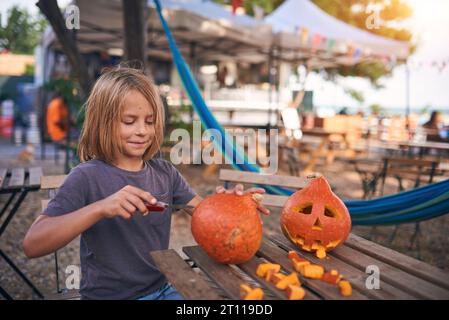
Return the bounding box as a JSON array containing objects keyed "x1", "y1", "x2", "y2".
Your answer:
[{"x1": 78, "y1": 66, "x2": 165, "y2": 163}]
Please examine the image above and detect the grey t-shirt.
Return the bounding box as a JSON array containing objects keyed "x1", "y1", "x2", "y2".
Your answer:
[{"x1": 43, "y1": 158, "x2": 196, "y2": 300}]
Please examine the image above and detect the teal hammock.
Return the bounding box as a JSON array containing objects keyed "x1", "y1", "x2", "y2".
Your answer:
[{"x1": 153, "y1": 0, "x2": 449, "y2": 226}]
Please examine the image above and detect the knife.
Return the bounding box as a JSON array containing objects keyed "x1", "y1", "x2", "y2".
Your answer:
[{"x1": 144, "y1": 201, "x2": 195, "y2": 212}]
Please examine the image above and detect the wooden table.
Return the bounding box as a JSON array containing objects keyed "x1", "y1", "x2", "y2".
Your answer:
[
  {"x1": 299, "y1": 129, "x2": 353, "y2": 173},
  {"x1": 398, "y1": 141, "x2": 449, "y2": 158},
  {"x1": 150, "y1": 232, "x2": 449, "y2": 300}
]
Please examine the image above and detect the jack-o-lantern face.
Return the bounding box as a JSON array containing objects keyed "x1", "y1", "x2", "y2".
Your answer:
[{"x1": 281, "y1": 177, "x2": 351, "y2": 255}]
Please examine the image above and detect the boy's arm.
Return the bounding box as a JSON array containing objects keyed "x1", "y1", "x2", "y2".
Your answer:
[{"x1": 23, "y1": 201, "x2": 105, "y2": 259}]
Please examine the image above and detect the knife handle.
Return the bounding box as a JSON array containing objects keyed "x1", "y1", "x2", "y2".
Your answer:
[{"x1": 144, "y1": 201, "x2": 167, "y2": 212}]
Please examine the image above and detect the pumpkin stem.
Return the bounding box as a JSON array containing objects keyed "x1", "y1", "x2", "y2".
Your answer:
[{"x1": 252, "y1": 193, "x2": 264, "y2": 203}]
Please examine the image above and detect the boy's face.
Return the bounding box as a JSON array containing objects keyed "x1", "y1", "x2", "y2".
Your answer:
[{"x1": 118, "y1": 90, "x2": 155, "y2": 163}]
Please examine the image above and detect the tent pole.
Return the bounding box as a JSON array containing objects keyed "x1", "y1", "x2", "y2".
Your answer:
[{"x1": 405, "y1": 60, "x2": 411, "y2": 136}]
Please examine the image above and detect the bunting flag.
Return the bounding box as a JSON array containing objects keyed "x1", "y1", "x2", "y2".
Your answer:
[
  {"x1": 300, "y1": 27, "x2": 309, "y2": 46},
  {"x1": 326, "y1": 39, "x2": 335, "y2": 53},
  {"x1": 311, "y1": 33, "x2": 323, "y2": 53},
  {"x1": 231, "y1": 0, "x2": 243, "y2": 14}
]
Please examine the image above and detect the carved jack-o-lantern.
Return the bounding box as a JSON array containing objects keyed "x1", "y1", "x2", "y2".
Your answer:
[
  {"x1": 191, "y1": 193, "x2": 263, "y2": 264},
  {"x1": 281, "y1": 176, "x2": 351, "y2": 257}
]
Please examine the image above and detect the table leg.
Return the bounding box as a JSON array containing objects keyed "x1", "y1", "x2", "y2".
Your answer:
[
  {"x1": 0, "y1": 250, "x2": 44, "y2": 299},
  {"x1": 0, "y1": 191, "x2": 28, "y2": 237},
  {"x1": 0, "y1": 192, "x2": 17, "y2": 220},
  {"x1": 0, "y1": 285, "x2": 13, "y2": 300}
]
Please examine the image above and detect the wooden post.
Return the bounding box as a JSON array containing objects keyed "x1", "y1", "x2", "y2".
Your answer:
[
  {"x1": 122, "y1": 0, "x2": 148, "y2": 69},
  {"x1": 36, "y1": 0, "x2": 91, "y2": 99}
]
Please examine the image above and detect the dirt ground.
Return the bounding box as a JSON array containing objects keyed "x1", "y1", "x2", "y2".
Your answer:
[{"x1": 1, "y1": 143, "x2": 448, "y2": 299}]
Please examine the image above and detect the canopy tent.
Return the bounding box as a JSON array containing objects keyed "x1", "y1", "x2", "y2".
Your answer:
[
  {"x1": 265, "y1": 0, "x2": 410, "y2": 66},
  {"x1": 43, "y1": 0, "x2": 272, "y2": 64}
]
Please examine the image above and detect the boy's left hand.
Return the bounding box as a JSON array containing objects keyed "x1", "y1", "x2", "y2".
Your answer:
[{"x1": 215, "y1": 184, "x2": 270, "y2": 215}]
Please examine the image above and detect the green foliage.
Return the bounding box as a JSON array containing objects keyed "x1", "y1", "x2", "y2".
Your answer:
[
  {"x1": 0, "y1": 6, "x2": 47, "y2": 54},
  {"x1": 344, "y1": 88, "x2": 365, "y2": 105},
  {"x1": 369, "y1": 103, "x2": 384, "y2": 115}
]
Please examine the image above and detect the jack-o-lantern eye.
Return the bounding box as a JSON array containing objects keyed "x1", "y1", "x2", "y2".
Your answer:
[
  {"x1": 294, "y1": 203, "x2": 313, "y2": 215},
  {"x1": 324, "y1": 206, "x2": 339, "y2": 219}
]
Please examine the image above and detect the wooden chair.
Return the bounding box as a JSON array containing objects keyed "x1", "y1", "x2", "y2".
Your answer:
[{"x1": 40, "y1": 174, "x2": 80, "y2": 300}]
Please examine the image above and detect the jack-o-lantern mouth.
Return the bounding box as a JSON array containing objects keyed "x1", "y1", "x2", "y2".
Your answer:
[{"x1": 282, "y1": 226, "x2": 341, "y2": 252}]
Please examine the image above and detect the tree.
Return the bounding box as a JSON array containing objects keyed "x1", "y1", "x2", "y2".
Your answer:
[{"x1": 0, "y1": 6, "x2": 47, "y2": 54}]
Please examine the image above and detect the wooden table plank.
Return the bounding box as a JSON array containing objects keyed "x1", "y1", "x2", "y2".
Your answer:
[
  {"x1": 269, "y1": 235, "x2": 417, "y2": 300},
  {"x1": 183, "y1": 246, "x2": 247, "y2": 300},
  {"x1": 150, "y1": 249, "x2": 221, "y2": 300},
  {"x1": 259, "y1": 238, "x2": 369, "y2": 300},
  {"x1": 0, "y1": 168, "x2": 7, "y2": 189},
  {"x1": 331, "y1": 244, "x2": 449, "y2": 299},
  {"x1": 238, "y1": 256, "x2": 320, "y2": 300},
  {"x1": 346, "y1": 234, "x2": 449, "y2": 291},
  {"x1": 41, "y1": 175, "x2": 67, "y2": 190},
  {"x1": 28, "y1": 167, "x2": 43, "y2": 188},
  {"x1": 8, "y1": 168, "x2": 25, "y2": 189}
]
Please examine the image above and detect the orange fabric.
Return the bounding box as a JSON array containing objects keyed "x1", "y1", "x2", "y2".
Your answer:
[{"x1": 46, "y1": 97, "x2": 69, "y2": 142}]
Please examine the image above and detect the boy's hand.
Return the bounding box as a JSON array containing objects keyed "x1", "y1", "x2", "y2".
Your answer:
[
  {"x1": 215, "y1": 184, "x2": 270, "y2": 215},
  {"x1": 98, "y1": 185, "x2": 157, "y2": 219}
]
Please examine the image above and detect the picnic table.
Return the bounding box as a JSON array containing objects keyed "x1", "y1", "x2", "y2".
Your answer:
[
  {"x1": 0, "y1": 167, "x2": 44, "y2": 300},
  {"x1": 149, "y1": 169, "x2": 449, "y2": 300},
  {"x1": 150, "y1": 232, "x2": 449, "y2": 300}
]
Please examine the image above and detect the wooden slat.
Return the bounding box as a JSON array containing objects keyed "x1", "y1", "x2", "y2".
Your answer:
[
  {"x1": 261, "y1": 194, "x2": 288, "y2": 208},
  {"x1": 150, "y1": 249, "x2": 221, "y2": 300},
  {"x1": 8, "y1": 168, "x2": 25, "y2": 188},
  {"x1": 41, "y1": 199, "x2": 50, "y2": 211},
  {"x1": 28, "y1": 167, "x2": 43, "y2": 188},
  {"x1": 346, "y1": 234, "x2": 449, "y2": 291},
  {"x1": 219, "y1": 169, "x2": 309, "y2": 189},
  {"x1": 238, "y1": 255, "x2": 320, "y2": 300},
  {"x1": 0, "y1": 168, "x2": 7, "y2": 189},
  {"x1": 330, "y1": 243, "x2": 449, "y2": 299},
  {"x1": 268, "y1": 235, "x2": 417, "y2": 300},
  {"x1": 183, "y1": 246, "x2": 248, "y2": 300},
  {"x1": 258, "y1": 238, "x2": 368, "y2": 300},
  {"x1": 41, "y1": 175, "x2": 67, "y2": 190}
]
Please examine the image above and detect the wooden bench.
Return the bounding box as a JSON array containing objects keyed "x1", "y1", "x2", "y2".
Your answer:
[
  {"x1": 40, "y1": 174, "x2": 80, "y2": 300},
  {"x1": 150, "y1": 168, "x2": 449, "y2": 300}
]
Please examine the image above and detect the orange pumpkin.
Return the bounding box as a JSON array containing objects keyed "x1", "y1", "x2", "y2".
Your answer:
[
  {"x1": 281, "y1": 176, "x2": 351, "y2": 255},
  {"x1": 191, "y1": 193, "x2": 263, "y2": 264}
]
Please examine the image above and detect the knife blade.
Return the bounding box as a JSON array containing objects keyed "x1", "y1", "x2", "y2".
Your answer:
[{"x1": 144, "y1": 201, "x2": 195, "y2": 212}]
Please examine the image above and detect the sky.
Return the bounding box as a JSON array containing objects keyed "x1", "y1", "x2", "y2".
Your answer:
[
  {"x1": 311, "y1": 0, "x2": 449, "y2": 112},
  {"x1": 1, "y1": 0, "x2": 449, "y2": 112}
]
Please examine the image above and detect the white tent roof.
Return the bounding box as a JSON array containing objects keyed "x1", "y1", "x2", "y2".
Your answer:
[{"x1": 265, "y1": 0, "x2": 410, "y2": 64}]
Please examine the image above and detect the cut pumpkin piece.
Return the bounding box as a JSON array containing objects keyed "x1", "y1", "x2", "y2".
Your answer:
[
  {"x1": 299, "y1": 264, "x2": 324, "y2": 279},
  {"x1": 269, "y1": 272, "x2": 286, "y2": 286},
  {"x1": 256, "y1": 263, "x2": 281, "y2": 278},
  {"x1": 275, "y1": 272, "x2": 300, "y2": 290},
  {"x1": 240, "y1": 283, "x2": 264, "y2": 300},
  {"x1": 339, "y1": 281, "x2": 352, "y2": 297},
  {"x1": 286, "y1": 284, "x2": 306, "y2": 300},
  {"x1": 321, "y1": 270, "x2": 342, "y2": 285}
]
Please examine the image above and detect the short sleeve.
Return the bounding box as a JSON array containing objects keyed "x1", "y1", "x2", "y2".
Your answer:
[
  {"x1": 168, "y1": 163, "x2": 197, "y2": 205},
  {"x1": 43, "y1": 166, "x2": 88, "y2": 217}
]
